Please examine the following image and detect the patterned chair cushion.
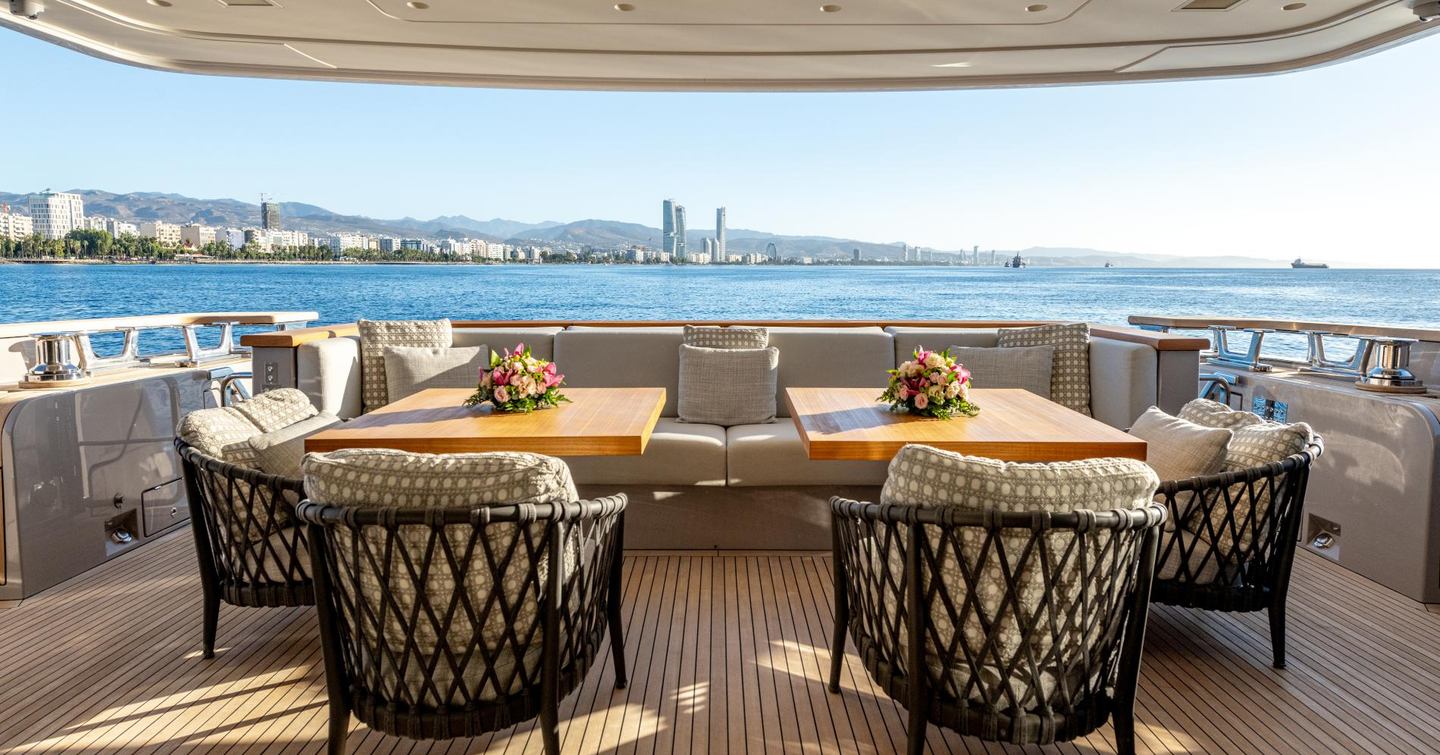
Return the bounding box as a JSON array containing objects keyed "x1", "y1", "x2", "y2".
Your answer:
[
  {"x1": 178, "y1": 405, "x2": 263, "y2": 468},
  {"x1": 302, "y1": 449, "x2": 578, "y2": 704},
  {"x1": 247, "y1": 413, "x2": 342, "y2": 479},
  {"x1": 996, "y1": 323, "x2": 1092, "y2": 415},
  {"x1": 1175, "y1": 398, "x2": 1315, "y2": 555},
  {"x1": 231, "y1": 388, "x2": 318, "y2": 432},
  {"x1": 677, "y1": 344, "x2": 780, "y2": 426},
  {"x1": 683, "y1": 325, "x2": 769, "y2": 349},
  {"x1": 879, "y1": 444, "x2": 1158, "y2": 707},
  {"x1": 357, "y1": 319, "x2": 452, "y2": 413},
  {"x1": 382, "y1": 344, "x2": 487, "y2": 404}
]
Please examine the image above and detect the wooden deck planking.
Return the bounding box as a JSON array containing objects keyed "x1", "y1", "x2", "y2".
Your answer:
[{"x1": 2, "y1": 532, "x2": 1439, "y2": 754}]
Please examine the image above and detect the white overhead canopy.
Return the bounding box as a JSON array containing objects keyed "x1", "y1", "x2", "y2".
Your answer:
[{"x1": 3, "y1": 0, "x2": 1437, "y2": 91}]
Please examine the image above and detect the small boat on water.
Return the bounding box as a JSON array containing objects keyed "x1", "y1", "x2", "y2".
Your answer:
[{"x1": 1292, "y1": 258, "x2": 1330, "y2": 269}]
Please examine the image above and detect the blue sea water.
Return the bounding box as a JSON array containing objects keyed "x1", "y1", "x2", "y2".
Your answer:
[{"x1": 1, "y1": 264, "x2": 1436, "y2": 353}]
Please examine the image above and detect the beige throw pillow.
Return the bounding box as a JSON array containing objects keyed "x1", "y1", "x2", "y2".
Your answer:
[
  {"x1": 951, "y1": 345, "x2": 1055, "y2": 399},
  {"x1": 383, "y1": 345, "x2": 487, "y2": 404},
  {"x1": 357, "y1": 319, "x2": 452, "y2": 413},
  {"x1": 1128, "y1": 406, "x2": 1233, "y2": 483},
  {"x1": 677, "y1": 344, "x2": 779, "y2": 425},
  {"x1": 996, "y1": 323, "x2": 1092, "y2": 415}
]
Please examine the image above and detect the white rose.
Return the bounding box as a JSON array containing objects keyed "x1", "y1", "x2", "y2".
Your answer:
[
  {"x1": 924, "y1": 352, "x2": 945, "y2": 369},
  {"x1": 928, "y1": 385, "x2": 944, "y2": 400},
  {"x1": 946, "y1": 381, "x2": 961, "y2": 398}
]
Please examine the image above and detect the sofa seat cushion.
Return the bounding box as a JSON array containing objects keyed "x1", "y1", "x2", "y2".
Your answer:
[
  {"x1": 726, "y1": 422, "x2": 889, "y2": 486},
  {"x1": 564, "y1": 419, "x2": 727, "y2": 486}
]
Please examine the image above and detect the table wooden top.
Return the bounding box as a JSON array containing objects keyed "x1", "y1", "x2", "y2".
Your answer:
[
  {"x1": 785, "y1": 387, "x2": 1147, "y2": 462},
  {"x1": 305, "y1": 387, "x2": 666, "y2": 456}
]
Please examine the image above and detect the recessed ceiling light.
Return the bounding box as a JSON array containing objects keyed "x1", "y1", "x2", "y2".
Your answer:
[
  {"x1": 614, "y1": 2, "x2": 635, "y2": 9},
  {"x1": 147, "y1": 0, "x2": 172, "y2": 6},
  {"x1": 820, "y1": 4, "x2": 842, "y2": 12},
  {"x1": 1282, "y1": 2, "x2": 1306, "y2": 8},
  {"x1": 1026, "y1": 3, "x2": 1049, "y2": 11},
  {"x1": 406, "y1": 1, "x2": 429, "y2": 8},
  {"x1": 932, "y1": 62, "x2": 973, "y2": 68}
]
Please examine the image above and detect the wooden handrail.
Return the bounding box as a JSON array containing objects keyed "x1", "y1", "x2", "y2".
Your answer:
[
  {"x1": 0, "y1": 312, "x2": 318, "y2": 339},
  {"x1": 241, "y1": 319, "x2": 1210, "y2": 351}
]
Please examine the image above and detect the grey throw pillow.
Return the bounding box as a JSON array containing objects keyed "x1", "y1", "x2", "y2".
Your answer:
[
  {"x1": 382, "y1": 345, "x2": 487, "y2": 404},
  {"x1": 997, "y1": 322, "x2": 1091, "y2": 415},
  {"x1": 951, "y1": 345, "x2": 1055, "y2": 399},
  {"x1": 677, "y1": 344, "x2": 779, "y2": 425},
  {"x1": 248, "y1": 413, "x2": 343, "y2": 479},
  {"x1": 683, "y1": 325, "x2": 769, "y2": 349},
  {"x1": 357, "y1": 319, "x2": 452, "y2": 412}
]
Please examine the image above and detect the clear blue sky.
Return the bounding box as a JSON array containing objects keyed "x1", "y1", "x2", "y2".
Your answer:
[{"x1": 4, "y1": 29, "x2": 1439, "y2": 266}]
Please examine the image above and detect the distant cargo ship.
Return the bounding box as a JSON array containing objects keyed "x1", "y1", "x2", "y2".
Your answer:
[{"x1": 1292, "y1": 258, "x2": 1330, "y2": 269}]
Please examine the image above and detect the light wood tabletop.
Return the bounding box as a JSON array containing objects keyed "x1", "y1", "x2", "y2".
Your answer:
[
  {"x1": 305, "y1": 387, "x2": 666, "y2": 456},
  {"x1": 785, "y1": 387, "x2": 1147, "y2": 462}
]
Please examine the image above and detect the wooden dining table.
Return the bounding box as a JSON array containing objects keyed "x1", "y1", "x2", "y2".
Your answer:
[
  {"x1": 304, "y1": 386, "x2": 666, "y2": 456},
  {"x1": 785, "y1": 387, "x2": 1147, "y2": 462}
]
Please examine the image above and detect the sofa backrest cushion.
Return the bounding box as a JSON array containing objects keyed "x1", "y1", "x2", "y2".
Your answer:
[
  {"x1": 1089, "y1": 337, "x2": 1158, "y2": 430},
  {"x1": 554, "y1": 327, "x2": 685, "y2": 415},
  {"x1": 887, "y1": 327, "x2": 1001, "y2": 365},
  {"x1": 298, "y1": 335, "x2": 363, "y2": 420},
  {"x1": 452, "y1": 327, "x2": 563, "y2": 360},
  {"x1": 767, "y1": 327, "x2": 893, "y2": 418}
]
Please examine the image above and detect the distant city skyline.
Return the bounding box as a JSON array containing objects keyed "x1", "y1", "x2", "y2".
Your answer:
[{"x1": 3, "y1": 31, "x2": 1440, "y2": 267}]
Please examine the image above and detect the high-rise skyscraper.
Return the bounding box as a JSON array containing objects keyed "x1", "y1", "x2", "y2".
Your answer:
[
  {"x1": 715, "y1": 206, "x2": 726, "y2": 261},
  {"x1": 261, "y1": 195, "x2": 281, "y2": 230},
  {"x1": 28, "y1": 191, "x2": 84, "y2": 240},
  {"x1": 674, "y1": 204, "x2": 687, "y2": 260},
  {"x1": 662, "y1": 198, "x2": 687, "y2": 258}
]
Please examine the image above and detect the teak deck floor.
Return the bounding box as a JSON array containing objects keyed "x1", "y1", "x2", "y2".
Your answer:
[{"x1": 2, "y1": 531, "x2": 1438, "y2": 754}]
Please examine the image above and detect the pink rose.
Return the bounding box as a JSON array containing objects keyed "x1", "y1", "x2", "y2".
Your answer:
[
  {"x1": 913, "y1": 393, "x2": 929, "y2": 410},
  {"x1": 492, "y1": 368, "x2": 510, "y2": 386},
  {"x1": 897, "y1": 387, "x2": 910, "y2": 400},
  {"x1": 494, "y1": 385, "x2": 510, "y2": 404},
  {"x1": 479, "y1": 370, "x2": 493, "y2": 388}
]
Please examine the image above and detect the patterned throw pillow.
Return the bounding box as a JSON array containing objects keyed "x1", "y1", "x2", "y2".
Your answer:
[
  {"x1": 302, "y1": 449, "x2": 578, "y2": 704},
  {"x1": 683, "y1": 325, "x2": 769, "y2": 349},
  {"x1": 357, "y1": 319, "x2": 452, "y2": 413},
  {"x1": 178, "y1": 405, "x2": 263, "y2": 468},
  {"x1": 1175, "y1": 398, "x2": 1315, "y2": 557},
  {"x1": 878, "y1": 444, "x2": 1158, "y2": 707},
  {"x1": 996, "y1": 323, "x2": 1091, "y2": 415},
  {"x1": 677, "y1": 344, "x2": 780, "y2": 425}
]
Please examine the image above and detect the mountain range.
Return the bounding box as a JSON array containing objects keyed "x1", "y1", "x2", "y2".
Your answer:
[{"x1": 1, "y1": 189, "x2": 1288, "y2": 267}]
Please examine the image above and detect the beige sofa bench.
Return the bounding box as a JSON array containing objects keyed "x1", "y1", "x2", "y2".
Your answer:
[{"x1": 245, "y1": 320, "x2": 1204, "y2": 549}]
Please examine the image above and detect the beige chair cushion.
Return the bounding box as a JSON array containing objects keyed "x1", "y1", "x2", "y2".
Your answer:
[
  {"x1": 357, "y1": 319, "x2": 452, "y2": 412},
  {"x1": 1128, "y1": 407, "x2": 1232, "y2": 483},
  {"x1": 997, "y1": 323, "x2": 1092, "y2": 415},
  {"x1": 683, "y1": 325, "x2": 769, "y2": 349},
  {"x1": 303, "y1": 449, "x2": 577, "y2": 704},
  {"x1": 232, "y1": 388, "x2": 318, "y2": 433},
  {"x1": 880, "y1": 444, "x2": 1158, "y2": 706},
  {"x1": 1179, "y1": 398, "x2": 1265, "y2": 429},
  {"x1": 951, "y1": 345, "x2": 1055, "y2": 399},
  {"x1": 565, "y1": 419, "x2": 727, "y2": 486},
  {"x1": 383, "y1": 345, "x2": 487, "y2": 404},
  {"x1": 178, "y1": 405, "x2": 263, "y2": 468},
  {"x1": 677, "y1": 345, "x2": 780, "y2": 426},
  {"x1": 725, "y1": 422, "x2": 889, "y2": 486},
  {"x1": 248, "y1": 413, "x2": 342, "y2": 479}
]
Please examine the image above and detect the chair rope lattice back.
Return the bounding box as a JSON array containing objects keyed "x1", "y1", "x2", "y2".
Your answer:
[
  {"x1": 298, "y1": 496, "x2": 627, "y2": 746},
  {"x1": 830, "y1": 499, "x2": 1163, "y2": 750}
]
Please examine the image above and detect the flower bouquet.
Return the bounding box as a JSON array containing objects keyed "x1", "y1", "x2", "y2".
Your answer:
[
  {"x1": 464, "y1": 343, "x2": 570, "y2": 413},
  {"x1": 879, "y1": 347, "x2": 980, "y2": 419}
]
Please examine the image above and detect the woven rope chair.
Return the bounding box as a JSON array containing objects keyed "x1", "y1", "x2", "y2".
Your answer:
[
  {"x1": 829, "y1": 497, "x2": 1165, "y2": 755},
  {"x1": 175, "y1": 439, "x2": 313, "y2": 659},
  {"x1": 1152, "y1": 439, "x2": 1323, "y2": 668},
  {"x1": 296, "y1": 494, "x2": 628, "y2": 755}
]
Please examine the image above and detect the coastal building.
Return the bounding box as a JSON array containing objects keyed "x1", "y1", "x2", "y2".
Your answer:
[
  {"x1": 853, "y1": 248, "x2": 861, "y2": 262},
  {"x1": 216, "y1": 228, "x2": 245, "y2": 249},
  {"x1": 715, "y1": 206, "x2": 726, "y2": 260},
  {"x1": 765, "y1": 241, "x2": 779, "y2": 263},
  {"x1": 27, "y1": 191, "x2": 84, "y2": 240},
  {"x1": 261, "y1": 197, "x2": 280, "y2": 230},
  {"x1": 378, "y1": 237, "x2": 401, "y2": 253},
  {"x1": 180, "y1": 224, "x2": 216, "y2": 248},
  {"x1": 0, "y1": 207, "x2": 32, "y2": 240},
  {"x1": 138, "y1": 221, "x2": 182, "y2": 246},
  {"x1": 662, "y1": 198, "x2": 687, "y2": 259},
  {"x1": 329, "y1": 233, "x2": 369, "y2": 254},
  {"x1": 243, "y1": 229, "x2": 268, "y2": 250},
  {"x1": 104, "y1": 218, "x2": 138, "y2": 238},
  {"x1": 82, "y1": 215, "x2": 110, "y2": 232}
]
